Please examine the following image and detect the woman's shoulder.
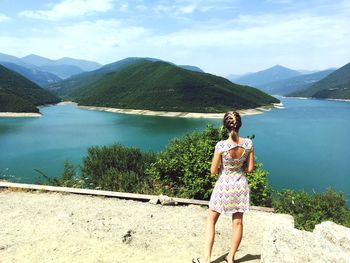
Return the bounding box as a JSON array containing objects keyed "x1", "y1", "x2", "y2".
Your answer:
[
  {"x1": 242, "y1": 137, "x2": 253, "y2": 149},
  {"x1": 215, "y1": 140, "x2": 227, "y2": 152}
]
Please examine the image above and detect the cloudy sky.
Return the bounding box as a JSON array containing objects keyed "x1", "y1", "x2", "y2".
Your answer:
[{"x1": 0, "y1": 0, "x2": 349, "y2": 75}]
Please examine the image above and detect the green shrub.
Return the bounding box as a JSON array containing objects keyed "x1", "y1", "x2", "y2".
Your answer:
[
  {"x1": 36, "y1": 124, "x2": 273, "y2": 207},
  {"x1": 246, "y1": 161, "x2": 272, "y2": 207},
  {"x1": 145, "y1": 124, "x2": 223, "y2": 199},
  {"x1": 80, "y1": 143, "x2": 156, "y2": 193},
  {"x1": 146, "y1": 124, "x2": 273, "y2": 205},
  {"x1": 35, "y1": 160, "x2": 81, "y2": 187},
  {"x1": 273, "y1": 188, "x2": 350, "y2": 230}
]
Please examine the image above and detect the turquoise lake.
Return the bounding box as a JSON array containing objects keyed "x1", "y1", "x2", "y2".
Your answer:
[{"x1": 0, "y1": 97, "x2": 349, "y2": 203}]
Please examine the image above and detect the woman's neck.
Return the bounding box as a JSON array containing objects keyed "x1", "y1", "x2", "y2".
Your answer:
[{"x1": 227, "y1": 135, "x2": 241, "y2": 143}]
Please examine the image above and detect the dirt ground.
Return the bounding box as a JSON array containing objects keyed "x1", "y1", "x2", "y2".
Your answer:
[{"x1": 0, "y1": 189, "x2": 293, "y2": 263}]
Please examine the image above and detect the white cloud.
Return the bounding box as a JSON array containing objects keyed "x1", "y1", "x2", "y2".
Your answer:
[
  {"x1": 0, "y1": 13, "x2": 10, "y2": 22},
  {"x1": 120, "y1": 3, "x2": 129, "y2": 12},
  {"x1": 0, "y1": 19, "x2": 149, "y2": 63},
  {"x1": 19, "y1": 0, "x2": 115, "y2": 20},
  {"x1": 152, "y1": 0, "x2": 236, "y2": 16},
  {"x1": 144, "y1": 11, "x2": 350, "y2": 74},
  {"x1": 3, "y1": 0, "x2": 350, "y2": 75}
]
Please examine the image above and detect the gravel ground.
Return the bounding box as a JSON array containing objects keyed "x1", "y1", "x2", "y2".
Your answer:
[{"x1": 0, "y1": 189, "x2": 293, "y2": 263}]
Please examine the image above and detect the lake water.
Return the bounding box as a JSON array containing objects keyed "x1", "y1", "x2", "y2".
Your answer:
[{"x1": 1, "y1": 97, "x2": 349, "y2": 204}]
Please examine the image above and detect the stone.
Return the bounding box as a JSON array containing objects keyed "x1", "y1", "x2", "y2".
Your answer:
[
  {"x1": 261, "y1": 222, "x2": 350, "y2": 263},
  {"x1": 313, "y1": 221, "x2": 350, "y2": 255},
  {"x1": 158, "y1": 194, "x2": 178, "y2": 206},
  {"x1": 148, "y1": 196, "x2": 159, "y2": 205}
]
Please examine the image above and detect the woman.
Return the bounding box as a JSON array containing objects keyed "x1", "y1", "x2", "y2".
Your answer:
[{"x1": 193, "y1": 111, "x2": 254, "y2": 263}]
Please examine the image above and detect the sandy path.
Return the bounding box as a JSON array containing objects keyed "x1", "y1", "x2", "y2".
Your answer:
[{"x1": 0, "y1": 190, "x2": 293, "y2": 263}]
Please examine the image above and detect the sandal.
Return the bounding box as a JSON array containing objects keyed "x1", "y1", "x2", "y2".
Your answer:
[{"x1": 192, "y1": 258, "x2": 202, "y2": 263}]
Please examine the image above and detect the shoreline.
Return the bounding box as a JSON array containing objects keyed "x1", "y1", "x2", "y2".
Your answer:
[
  {"x1": 285, "y1": 96, "x2": 350, "y2": 102},
  {"x1": 0, "y1": 112, "x2": 42, "y2": 118},
  {"x1": 76, "y1": 102, "x2": 283, "y2": 118},
  {"x1": 0, "y1": 100, "x2": 282, "y2": 119}
]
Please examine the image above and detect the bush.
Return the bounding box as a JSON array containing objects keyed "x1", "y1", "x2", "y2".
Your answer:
[
  {"x1": 146, "y1": 124, "x2": 273, "y2": 205},
  {"x1": 36, "y1": 124, "x2": 273, "y2": 207},
  {"x1": 80, "y1": 143, "x2": 156, "y2": 193},
  {"x1": 145, "y1": 124, "x2": 223, "y2": 199},
  {"x1": 35, "y1": 160, "x2": 81, "y2": 187},
  {"x1": 273, "y1": 188, "x2": 350, "y2": 231},
  {"x1": 246, "y1": 161, "x2": 272, "y2": 207}
]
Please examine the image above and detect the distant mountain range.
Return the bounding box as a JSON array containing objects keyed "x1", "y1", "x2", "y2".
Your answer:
[
  {"x1": 259, "y1": 69, "x2": 335, "y2": 95},
  {"x1": 288, "y1": 62, "x2": 350, "y2": 99},
  {"x1": 0, "y1": 65, "x2": 60, "y2": 113},
  {"x1": 0, "y1": 53, "x2": 204, "y2": 84},
  {"x1": 21, "y1": 54, "x2": 101, "y2": 71},
  {"x1": 0, "y1": 52, "x2": 102, "y2": 80},
  {"x1": 227, "y1": 65, "x2": 341, "y2": 97},
  {"x1": 0, "y1": 62, "x2": 62, "y2": 86},
  {"x1": 231, "y1": 65, "x2": 302, "y2": 87},
  {"x1": 51, "y1": 59, "x2": 279, "y2": 113}
]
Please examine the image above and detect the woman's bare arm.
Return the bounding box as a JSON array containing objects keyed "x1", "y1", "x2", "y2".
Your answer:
[
  {"x1": 210, "y1": 150, "x2": 221, "y2": 176},
  {"x1": 245, "y1": 148, "x2": 255, "y2": 173}
]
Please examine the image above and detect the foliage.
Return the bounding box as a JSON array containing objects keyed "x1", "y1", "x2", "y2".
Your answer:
[
  {"x1": 37, "y1": 125, "x2": 273, "y2": 207},
  {"x1": 246, "y1": 161, "x2": 273, "y2": 207},
  {"x1": 146, "y1": 124, "x2": 273, "y2": 205},
  {"x1": 273, "y1": 188, "x2": 350, "y2": 231},
  {"x1": 80, "y1": 143, "x2": 156, "y2": 193},
  {"x1": 35, "y1": 160, "x2": 81, "y2": 187},
  {"x1": 145, "y1": 124, "x2": 224, "y2": 199}
]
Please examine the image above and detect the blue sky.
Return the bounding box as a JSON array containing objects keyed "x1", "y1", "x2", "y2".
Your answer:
[{"x1": 0, "y1": 0, "x2": 349, "y2": 76}]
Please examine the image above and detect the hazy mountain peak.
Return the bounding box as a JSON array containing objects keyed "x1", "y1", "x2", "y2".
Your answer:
[{"x1": 232, "y1": 65, "x2": 301, "y2": 87}]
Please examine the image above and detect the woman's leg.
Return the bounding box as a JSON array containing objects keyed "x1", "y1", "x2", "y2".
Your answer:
[
  {"x1": 203, "y1": 209, "x2": 220, "y2": 263},
  {"x1": 226, "y1": 212, "x2": 243, "y2": 263}
]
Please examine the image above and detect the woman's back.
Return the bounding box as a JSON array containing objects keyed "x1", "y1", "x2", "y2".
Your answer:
[{"x1": 215, "y1": 137, "x2": 253, "y2": 174}]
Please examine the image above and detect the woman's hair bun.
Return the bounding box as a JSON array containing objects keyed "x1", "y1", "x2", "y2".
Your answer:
[{"x1": 223, "y1": 111, "x2": 242, "y2": 132}]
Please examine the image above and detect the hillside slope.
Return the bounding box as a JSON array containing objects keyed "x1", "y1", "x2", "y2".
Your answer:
[
  {"x1": 289, "y1": 62, "x2": 350, "y2": 99},
  {"x1": 63, "y1": 60, "x2": 279, "y2": 113},
  {"x1": 0, "y1": 65, "x2": 61, "y2": 113}
]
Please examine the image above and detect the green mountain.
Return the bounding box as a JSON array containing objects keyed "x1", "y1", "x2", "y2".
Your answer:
[
  {"x1": 259, "y1": 69, "x2": 335, "y2": 95},
  {"x1": 47, "y1": 57, "x2": 204, "y2": 97},
  {"x1": 0, "y1": 65, "x2": 61, "y2": 113},
  {"x1": 178, "y1": 65, "x2": 204, "y2": 73},
  {"x1": 60, "y1": 60, "x2": 279, "y2": 113},
  {"x1": 288, "y1": 62, "x2": 350, "y2": 99},
  {"x1": 46, "y1": 57, "x2": 143, "y2": 96}
]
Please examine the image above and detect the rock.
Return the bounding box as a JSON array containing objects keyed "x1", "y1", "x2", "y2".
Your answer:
[
  {"x1": 148, "y1": 197, "x2": 159, "y2": 205},
  {"x1": 158, "y1": 194, "x2": 178, "y2": 206},
  {"x1": 149, "y1": 195, "x2": 178, "y2": 206},
  {"x1": 261, "y1": 222, "x2": 350, "y2": 263},
  {"x1": 313, "y1": 221, "x2": 350, "y2": 255}
]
